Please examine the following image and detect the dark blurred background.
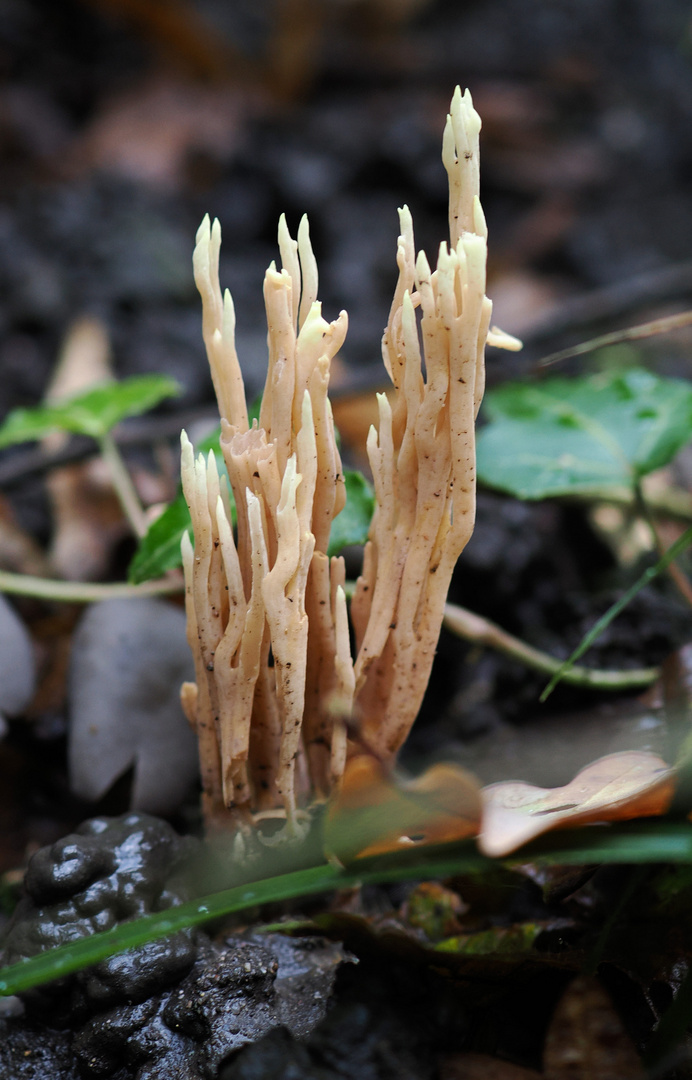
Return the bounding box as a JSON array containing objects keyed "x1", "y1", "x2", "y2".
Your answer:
[{"x1": 3, "y1": 0, "x2": 692, "y2": 416}]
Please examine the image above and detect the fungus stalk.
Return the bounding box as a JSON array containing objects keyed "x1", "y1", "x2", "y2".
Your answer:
[{"x1": 181, "y1": 87, "x2": 520, "y2": 836}]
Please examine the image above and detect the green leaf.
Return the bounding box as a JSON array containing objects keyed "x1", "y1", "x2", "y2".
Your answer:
[
  {"x1": 476, "y1": 367, "x2": 692, "y2": 499},
  {"x1": 128, "y1": 423, "x2": 233, "y2": 585},
  {"x1": 128, "y1": 426, "x2": 233, "y2": 584},
  {"x1": 129, "y1": 455, "x2": 374, "y2": 582},
  {"x1": 328, "y1": 469, "x2": 374, "y2": 556},
  {"x1": 435, "y1": 923, "x2": 542, "y2": 956},
  {"x1": 128, "y1": 495, "x2": 193, "y2": 584},
  {"x1": 0, "y1": 375, "x2": 180, "y2": 446}
]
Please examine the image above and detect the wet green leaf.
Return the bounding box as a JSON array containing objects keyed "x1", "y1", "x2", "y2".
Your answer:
[
  {"x1": 477, "y1": 368, "x2": 692, "y2": 499},
  {"x1": 0, "y1": 375, "x2": 180, "y2": 446},
  {"x1": 328, "y1": 469, "x2": 375, "y2": 555},
  {"x1": 129, "y1": 454, "x2": 373, "y2": 582},
  {"x1": 404, "y1": 881, "x2": 467, "y2": 941},
  {"x1": 128, "y1": 495, "x2": 194, "y2": 584},
  {"x1": 128, "y1": 426, "x2": 231, "y2": 584},
  {"x1": 435, "y1": 923, "x2": 542, "y2": 956}
]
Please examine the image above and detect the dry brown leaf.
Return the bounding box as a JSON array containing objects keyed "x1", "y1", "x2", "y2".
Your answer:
[
  {"x1": 74, "y1": 76, "x2": 243, "y2": 187},
  {"x1": 47, "y1": 458, "x2": 130, "y2": 581},
  {"x1": 25, "y1": 610, "x2": 78, "y2": 723},
  {"x1": 439, "y1": 1052, "x2": 542, "y2": 1079},
  {"x1": 479, "y1": 750, "x2": 675, "y2": 858},
  {"x1": 44, "y1": 318, "x2": 129, "y2": 581},
  {"x1": 543, "y1": 975, "x2": 645, "y2": 1079},
  {"x1": 325, "y1": 754, "x2": 482, "y2": 863},
  {"x1": 78, "y1": 0, "x2": 237, "y2": 81},
  {"x1": 484, "y1": 269, "x2": 566, "y2": 339},
  {"x1": 327, "y1": 749, "x2": 675, "y2": 863},
  {"x1": 0, "y1": 493, "x2": 49, "y2": 578}
]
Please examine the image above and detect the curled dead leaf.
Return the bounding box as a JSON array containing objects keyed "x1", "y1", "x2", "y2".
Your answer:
[
  {"x1": 324, "y1": 754, "x2": 482, "y2": 864},
  {"x1": 479, "y1": 751, "x2": 675, "y2": 859}
]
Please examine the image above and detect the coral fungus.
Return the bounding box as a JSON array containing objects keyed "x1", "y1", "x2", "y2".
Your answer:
[{"x1": 180, "y1": 87, "x2": 520, "y2": 836}]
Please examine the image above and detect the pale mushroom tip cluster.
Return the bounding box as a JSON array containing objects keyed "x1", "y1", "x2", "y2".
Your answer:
[{"x1": 180, "y1": 87, "x2": 521, "y2": 840}]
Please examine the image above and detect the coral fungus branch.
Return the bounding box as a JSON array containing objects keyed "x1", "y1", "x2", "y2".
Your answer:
[{"x1": 181, "y1": 87, "x2": 520, "y2": 834}]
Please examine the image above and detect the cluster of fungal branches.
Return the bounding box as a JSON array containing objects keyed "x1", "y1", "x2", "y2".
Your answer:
[{"x1": 180, "y1": 87, "x2": 520, "y2": 838}]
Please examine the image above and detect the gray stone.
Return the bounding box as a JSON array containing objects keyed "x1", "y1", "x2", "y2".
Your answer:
[
  {"x1": 68, "y1": 598, "x2": 198, "y2": 814},
  {"x1": 0, "y1": 592, "x2": 36, "y2": 736}
]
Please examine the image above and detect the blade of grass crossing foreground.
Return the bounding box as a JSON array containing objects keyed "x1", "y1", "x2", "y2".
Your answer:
[
  {"x1": 0, "y1": 850, "x2": 488, "y2": 996},
  {"x1": 4, "y1": 822, "x2": 692, "y2": 997}
]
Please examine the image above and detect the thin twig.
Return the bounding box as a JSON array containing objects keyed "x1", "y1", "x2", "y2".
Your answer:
[
  {"x1": 0, "y1": 570, "x2": 183, "y2": 603},
  {"x1": 538, "y1": 309, "x2": 692, "y2": 367},
  {"x1": 442, "y1": 602, "x2": 659, "y2": 692},
  {"x1": 98, "y1": 432, "x2": 148, "y2": 538},
  {"x1": 524, "y1": 259, "x2": 692, "y2": 346}
]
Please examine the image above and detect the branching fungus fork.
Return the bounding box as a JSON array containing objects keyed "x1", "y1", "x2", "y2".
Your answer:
[{"x1": 180, "y1": 87, "x2": 521, "y2": 838}]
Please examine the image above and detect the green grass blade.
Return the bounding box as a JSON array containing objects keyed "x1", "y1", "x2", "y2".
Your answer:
[
  {"x1": 0, "y1": 863, "x2": 341, "y2": 996},
  {"x1": 4, "y1": 822, "x2": 692, "y2": 997},
  {"x1": 0, "y1": 851, "x2": 487, "y2": 996},
  {"x1": 540, "y1": 524, "x2": 692, "y2": 701},
  {"x1": 513, "y1": 821, "x2": 692, "y2": 865}
]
